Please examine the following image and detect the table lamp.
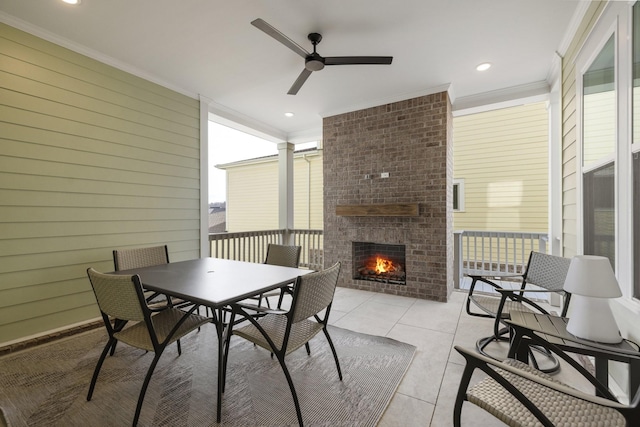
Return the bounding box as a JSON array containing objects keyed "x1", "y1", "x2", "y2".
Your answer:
[{"x1": 563, "y1": 255, "x2": 622, "y2": 344}]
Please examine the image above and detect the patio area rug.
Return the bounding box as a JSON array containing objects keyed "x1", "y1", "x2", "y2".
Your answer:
[{"x1": 0, "y1": 324, "x2": 415, "y2": 426}]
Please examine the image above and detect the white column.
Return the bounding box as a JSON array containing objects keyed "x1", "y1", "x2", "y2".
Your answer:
[
  {"x1": 199, "y1": 96, "x2": 212, "y2": 258},
  {"x1": 278, "y1": 142, "x2": 294, "y2": 244}
]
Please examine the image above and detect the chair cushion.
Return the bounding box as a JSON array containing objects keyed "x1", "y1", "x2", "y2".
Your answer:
[
  {"x1": 233, "y1": 314, "x2": 324, "y2": 355},
  {"x1": 467, "y1": 359, "x2": 625, "y2": 427}
]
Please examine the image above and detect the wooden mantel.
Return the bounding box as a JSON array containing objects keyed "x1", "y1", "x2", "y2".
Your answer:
[{"x1": 335, "y1": 203, "x2": 419, "y2": 217}]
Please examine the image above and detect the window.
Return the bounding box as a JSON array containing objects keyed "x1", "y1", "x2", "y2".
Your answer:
[
  {"x1": 581, "y1": 34, "x2": 616, "y2": 269},
  {"x1": 453, "y1": 179, "x2": 465, "y2": 212},
  {"x1": 634, "y1": 2, "x2": 640, "y2": 298},
  {"x1": 576, "y1": 1, "x2": 640, "y2": 300},
  {"x1": 634, "y1": 153, "x2": 640, "y2": 297}
]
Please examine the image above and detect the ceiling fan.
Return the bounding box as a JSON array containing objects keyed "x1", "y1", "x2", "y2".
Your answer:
[{"x1": 251, "y1": 18, "x2": 393, "y2": 95}]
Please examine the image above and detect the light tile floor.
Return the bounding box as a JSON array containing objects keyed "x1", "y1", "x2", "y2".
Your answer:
[{"x1": 309, "y1": 287, "x2": 597, "y2": 427}]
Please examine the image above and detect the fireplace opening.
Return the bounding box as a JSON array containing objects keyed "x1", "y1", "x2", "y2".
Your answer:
[{"x1": 353, "y1": 242, "x2": 406, "y2": 285}]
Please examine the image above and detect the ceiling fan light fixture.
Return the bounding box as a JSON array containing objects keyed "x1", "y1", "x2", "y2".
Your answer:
[
  {"x1": 476, "y1": 62, "x2": 492, "y2": 71},
  {"x1": 305, "y1": 58, "x2": 325, "y2": 71}
]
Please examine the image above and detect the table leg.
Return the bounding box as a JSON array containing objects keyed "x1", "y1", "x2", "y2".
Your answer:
[
  {"x1": 508, "y1": 326, "x2": 529, "y2": 363},
  {"x1": 213, "y1": 307, "x2": 224, "y2": 423},
  {"x1": 630, "y1": 360, "x2": 640, "y2": 400},
  {"x1": 595, "y1": 356, "x2": 609, "y2": 397}
]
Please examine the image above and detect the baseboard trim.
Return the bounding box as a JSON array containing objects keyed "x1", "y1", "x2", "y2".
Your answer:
[{"x1": 0, "y1": 320, "x2": 103, "y2": 357}]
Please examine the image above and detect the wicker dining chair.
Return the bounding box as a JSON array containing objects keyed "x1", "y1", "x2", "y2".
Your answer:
[
  {"x1": 253, "y1": 243, "x2": 302, "y2": 309},
  {"x1": 86, "y1": 268, "x2": 210, "y2": 427},
  {"x1": 113, "y1": 245, "x2": 188, "y2": 309},
  {"x1": 454, "y1": 344, "x2": 640, "y2": 427},
  {"x1": 222, "y1": 262, "x2": 342, "y2": 427},
  {"x1": 112, "y1": 245, "x2": 200, "y2": 354},
  {"x1": 465, "y1": 251, "x2": 572, "y2": 371}
]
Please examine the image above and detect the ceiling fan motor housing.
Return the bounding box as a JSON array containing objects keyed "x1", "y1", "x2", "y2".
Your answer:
[
  {"x1": 305, "y1": 54, "x2": 325, "y2": 71},
  {"x1": 305, "y1": 33, "x2": 325, "y2": 71}
]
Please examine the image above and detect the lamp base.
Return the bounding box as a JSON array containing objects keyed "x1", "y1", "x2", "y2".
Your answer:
[{"x1": 566, "y1": 295, "x2": 622, "y2": 344}]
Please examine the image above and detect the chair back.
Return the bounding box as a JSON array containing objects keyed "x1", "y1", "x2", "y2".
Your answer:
[
  {"x1": 264, "y1": 244, "x2": 301, "y2": 268},
  {"x1": 113, "y1": 245, "x2": 169, "y2": 271},
  {"x1": 523, "y1": 252, "x2": 571, "y2": 292},
  {"x1": 87, "y1": 268, "x2": 146, "y2": 322},
  {"x1": 291, "y1": 262, "x2": 341, "y2": 323}
]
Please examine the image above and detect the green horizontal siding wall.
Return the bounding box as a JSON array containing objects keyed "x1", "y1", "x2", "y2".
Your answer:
[{"x1": 0, "y1": 23, "x2": 201, "y2": 344}]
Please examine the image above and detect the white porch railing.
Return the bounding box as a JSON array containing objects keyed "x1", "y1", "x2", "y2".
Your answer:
[
  {"x1": 208, "y1": 229, "x2": 323, "y2": 271},
  {"x1": 453, "y1": 230, "x2": 549, "y2": 288},
  {"x1": 209, "y1": 229, "x2": 548, "y2": 288}
]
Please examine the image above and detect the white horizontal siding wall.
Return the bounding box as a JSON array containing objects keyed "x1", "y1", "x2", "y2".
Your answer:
[
  {"x1": 225, "y1": 150, "x2": 323, "y2": 232},
  {"x1": 0, "y1": 23, "x2": 201, "y2": 344},
  {"x1": 226, "y1": 161, "x2": 279, "y2": 232},
  {"x1": 453, "y1": 102, "x2": 549, "y2": 233}
]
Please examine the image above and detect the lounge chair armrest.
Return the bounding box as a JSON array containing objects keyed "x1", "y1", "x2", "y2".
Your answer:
[
  {"x1": 467, "y1": 272, "x2": 524, "y2": 280},
  {"x1": 496, "y1": 288, "x2": 560, "y2": 294},
  {"x1": 454, "y1": 346, "x2": 627, "y2": 409}
]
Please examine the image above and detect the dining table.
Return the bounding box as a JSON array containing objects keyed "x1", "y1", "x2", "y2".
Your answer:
[{"x1": 112, "y1": 257, "x2": 313, "y2": 423}]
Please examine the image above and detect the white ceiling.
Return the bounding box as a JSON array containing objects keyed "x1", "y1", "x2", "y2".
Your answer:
[{"x1": 0, "y1": 0, "x2": 583, "y2": 142}]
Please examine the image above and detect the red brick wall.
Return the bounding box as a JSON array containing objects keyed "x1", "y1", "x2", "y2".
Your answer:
[{"x1": 322, "y1": 92, "x2": 453, "y2": 301}]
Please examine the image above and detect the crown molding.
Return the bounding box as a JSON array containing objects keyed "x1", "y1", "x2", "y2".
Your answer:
[
  {"x1": 452, "y1": 81, "x2": 550, "y2": 116},
  {"x1": 557, "y1": 0, "x2": 592, "y2": 58},
  {"x1": 0, "y1": 11, "x2": 198, "y2": 99},
  {"x1": 286, "y1": 127, "x2": 322, "y2": 144},
  {"x1": 207, "y1": 102, "x2": 287, "y2": 144}
]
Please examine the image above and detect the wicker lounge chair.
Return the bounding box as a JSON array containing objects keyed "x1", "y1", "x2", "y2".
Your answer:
[{"x1": 465, "y1": 251, "x2": 571, "y2": 371}]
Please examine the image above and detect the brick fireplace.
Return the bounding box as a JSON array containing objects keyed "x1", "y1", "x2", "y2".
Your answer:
[{"x1": 323, "y1": 92, "x2": 453, "y2": 302}]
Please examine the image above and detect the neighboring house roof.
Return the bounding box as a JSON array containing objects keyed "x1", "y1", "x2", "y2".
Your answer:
[
  {"x1": 216, "y1": 148, "x2": 319, "y2": 169},
  {"x1": 208, "y1": 210, "x2": 226, "y2": 233}
]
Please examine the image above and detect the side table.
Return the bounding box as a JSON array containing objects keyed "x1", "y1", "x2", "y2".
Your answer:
[{"x1": 507, "y1": 310, "x2": 640, "y2": 399}]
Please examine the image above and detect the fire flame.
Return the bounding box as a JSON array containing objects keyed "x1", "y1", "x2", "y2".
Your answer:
[{"x1": 375, "y1": 256, "x2": 395, "y2": 274}]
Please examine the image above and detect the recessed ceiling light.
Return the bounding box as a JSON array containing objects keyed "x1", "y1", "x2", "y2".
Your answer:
[
  {"x1": 476, "y1": 62, "x2": 492, "y2": 71},
  {"x1": 62, "y1": 0, "x2": 81, "y2": 4},
  {"x1": 284, "y1": 112, "x2": 294, "y2": 117}
]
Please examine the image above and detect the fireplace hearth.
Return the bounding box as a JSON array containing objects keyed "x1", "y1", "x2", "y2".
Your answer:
[{"x1": 353, "y1": 242, "x2": 406, "y2": 285}]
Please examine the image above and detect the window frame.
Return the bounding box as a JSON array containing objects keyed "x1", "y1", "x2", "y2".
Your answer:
[
  {"x1": 575, "y1": 1, "x2": 635, "y2": 301},
  {"x1": 453, "y1": 178, "x2": 465, "y2": 212}
]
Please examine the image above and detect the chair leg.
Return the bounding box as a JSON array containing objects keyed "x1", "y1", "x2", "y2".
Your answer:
[
  {"x1": 274, "y1": 353, "x2": 304, "y2": 427},
  {"x1": 322, "y1": 327, "x2": 342, "y2": 381},
  {"x1": 87, "y1": 338, "x2": 116, "y2": 401},
  {"x1": 304, "y1": 342, "x2": 311, "y2": 355},
  {"x1": 133, "y1": 352, "x2": 163, "y2": 427},
  {"x1": 453, "y1": 362, "x2": 475, "y2": 427},
  {"x1": 477, "y1": 329, "x2": 560, "y2": 374},
  {"x1": 277, "y1": 291, "x2": 286, "y2": 309}
]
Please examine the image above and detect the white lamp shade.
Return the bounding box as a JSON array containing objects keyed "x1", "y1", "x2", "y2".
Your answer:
[
  {"x1": 565, "y1": 295, "x2": 622, "y2": 343},
  {"x1": 563, "y1": 255, "x2": 621, "y2": 298}
]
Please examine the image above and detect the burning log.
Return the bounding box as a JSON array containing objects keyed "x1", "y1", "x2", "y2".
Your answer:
[{"x1": 356, "y1": 255, "x2": 406, "y2": 284}]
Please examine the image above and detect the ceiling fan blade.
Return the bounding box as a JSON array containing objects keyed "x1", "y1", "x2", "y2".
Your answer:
[
  {"x1": 288, "y1": 69, "x2": 313, "y2": 95},
  {"x1": 324, "y1": 56, "x2": 393, "y2": 66},
  {"x1": 251, "y1": 18, "x2": 310, "y2": 59}
]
